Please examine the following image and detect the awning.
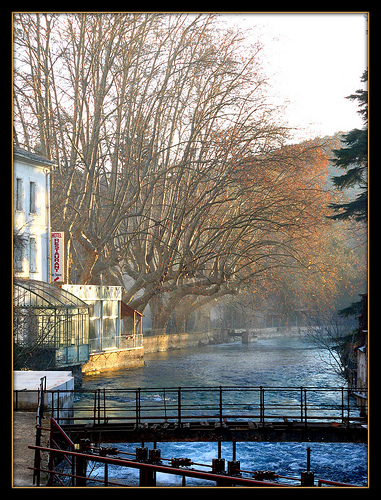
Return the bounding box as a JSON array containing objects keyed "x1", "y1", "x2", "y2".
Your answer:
[{"x1": 120, "y1": 301, "x2": 143, "y2": 318}]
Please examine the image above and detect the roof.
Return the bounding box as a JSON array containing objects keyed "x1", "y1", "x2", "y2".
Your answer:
[
  {"x1": 14, "y1": 279, "x2": 89, "y2": 309},
  {"x1": 13, "y1": 146, "x2": 57, "y2": 169}
]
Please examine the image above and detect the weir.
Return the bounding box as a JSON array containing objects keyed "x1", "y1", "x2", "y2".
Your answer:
[{"x1": 60, "y1": 419, "x2": 367, "y2": 444}]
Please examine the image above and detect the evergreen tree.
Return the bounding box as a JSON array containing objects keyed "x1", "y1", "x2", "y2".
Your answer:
[{"x1": 329, "y1": 70, "x2": 368, "y2": 222}]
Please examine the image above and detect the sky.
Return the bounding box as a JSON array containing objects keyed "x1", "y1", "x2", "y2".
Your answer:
[{"x1": 222, "y1": 13, "x2": 368, "y2": 141}]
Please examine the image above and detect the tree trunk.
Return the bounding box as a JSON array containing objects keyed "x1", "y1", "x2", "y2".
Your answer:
[
  {"x1": 168, "y1": 308, "x2": 189, "y2": 334},
  {"x1": 73, "y1": 229, "x2": 99, "y2": 284},
  {"x1": 78, "y1": 249, "x2": 99, "y2": 285},
  {"x1": 149, "y1": 295, "x2": 171, "y2": 335}
]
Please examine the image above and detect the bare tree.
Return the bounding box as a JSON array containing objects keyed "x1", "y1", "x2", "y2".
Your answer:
[
  {"x1": 14, "y1": 13, "x2": 169, "y2": 282},
  {"x1": 14, "y1": 13, "x2": 337, "y2": 334},
  {"x1": 304, "y1": 309, "x2": 358, "y2": 380},
  {"x1": 117, "y1": 137, "x2": 332, "y2": 333}
]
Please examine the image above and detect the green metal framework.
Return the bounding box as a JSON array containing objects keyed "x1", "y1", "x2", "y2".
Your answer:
[{"x1": 13, "y1": 279, "x2": 90, "y2": 368}]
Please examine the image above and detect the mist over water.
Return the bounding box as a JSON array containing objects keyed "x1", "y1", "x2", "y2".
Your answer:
[{"x1": 82, "y1": 334, "x2": 368, "y2": 486}]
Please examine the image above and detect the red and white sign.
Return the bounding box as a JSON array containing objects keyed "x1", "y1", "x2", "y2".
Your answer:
[{"x1": 51, "y1": 232, "x2": 64, "y2": 283}]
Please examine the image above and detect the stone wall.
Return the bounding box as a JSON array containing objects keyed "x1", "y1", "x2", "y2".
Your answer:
[
  {"x1": 82, "y1": 347, "x2": 144, "y2": 375},
  {"x1": 143, "y1": 330, "x2": 228, "y2": 353}
]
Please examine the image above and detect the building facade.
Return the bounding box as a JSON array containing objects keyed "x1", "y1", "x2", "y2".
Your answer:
[
  {"x1": 13, "y1": 147, "x2": 143, "y2": 377},
  {"x1": 13, "y1": 147, "x2": 55, "y2": 282},
  {"x1": 62, "y1": 284, "x2": 144, "y2": 375}
]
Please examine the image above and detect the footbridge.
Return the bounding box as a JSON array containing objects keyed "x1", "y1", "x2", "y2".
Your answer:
[{"x1": 26, "y1": 385, "x2": 368, "y2": 444}]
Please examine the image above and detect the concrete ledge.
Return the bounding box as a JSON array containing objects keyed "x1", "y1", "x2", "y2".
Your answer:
[
  {"x1": 13, "y1": 371, "x2": 75, "y2": 423},
  {"x1": 13, "y1": 370, "x2": 74, "y2": 410}
]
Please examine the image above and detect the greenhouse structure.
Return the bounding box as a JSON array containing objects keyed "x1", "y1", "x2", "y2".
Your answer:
[
  {"x1": 62, "y1": 284, "x2": 143, "y2": 354},
  {"x1": 13, "y1": 279, "x2": 90, "y2": 370}
]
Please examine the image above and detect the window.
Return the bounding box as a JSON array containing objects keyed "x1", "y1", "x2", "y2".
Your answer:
[
  {"x1": 14, "y1": 245, "x2": 23, "y2": 272},
  {"x1": 29, "y1": 181, "x2": 36, "y2": 213},
  {"x1": 29, "y1": 237, "x2": 37, "y2": 273},
  {"x1": 88, "y1": 300, "x2": 101, "y2": 351},
  {"x1": 16, "y1": 178, "x2": 23, "y2": 211}
]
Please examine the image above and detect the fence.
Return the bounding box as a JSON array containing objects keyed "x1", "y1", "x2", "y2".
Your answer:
[
  {"x1": 15, "y1": 385, "x2": 367, "y2": 427},
  {"x1": 24, "y1": 381, "x2": 366, "y2": 487}
]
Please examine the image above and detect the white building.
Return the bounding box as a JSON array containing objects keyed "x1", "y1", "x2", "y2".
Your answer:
[{"x1": 13, "y1": 146, "x2": 56, "y2": 282}]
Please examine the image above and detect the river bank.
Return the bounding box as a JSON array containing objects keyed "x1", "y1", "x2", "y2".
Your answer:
[
  {"x1": 143, "y1": 329, "x2": 228, "y2": 353},
  {"x1": 143, "y1": 326, "x2": 306, "y2": 354}
]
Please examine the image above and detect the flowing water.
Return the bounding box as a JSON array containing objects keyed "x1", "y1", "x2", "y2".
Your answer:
[{"x1": 80, "y1": 334, "x2": 368, "y2": 486}]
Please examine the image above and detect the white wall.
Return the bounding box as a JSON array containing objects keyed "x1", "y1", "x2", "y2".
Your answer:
[
  {"x1": 357, "y1": 346, "x2": 367, "y2": 390},
  {"x1": 14, "y1": 157, "x2": 50, "y2": 282}
]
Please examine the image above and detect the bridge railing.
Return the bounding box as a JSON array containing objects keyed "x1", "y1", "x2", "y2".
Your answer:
[
  {"x1": 14, "y1": 385, "x2": 367, "y2": 427},
  {"x1": 29, "y1": 417, "x2": 364, "y2": 487}
]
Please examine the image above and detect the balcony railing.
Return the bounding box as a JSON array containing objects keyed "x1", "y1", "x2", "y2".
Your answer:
[{"x1": 88, "y1": 334, "x2": 143, "y2": 354}]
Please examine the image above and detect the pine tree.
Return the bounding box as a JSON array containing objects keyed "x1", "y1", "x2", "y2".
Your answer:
[{"x1": 329, "y1": 70, "x2": 368, "y2": 222}]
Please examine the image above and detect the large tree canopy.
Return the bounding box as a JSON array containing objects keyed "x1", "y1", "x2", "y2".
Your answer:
[{"x1": 13, "y1": 13, "x2": 363, "y2": 333}]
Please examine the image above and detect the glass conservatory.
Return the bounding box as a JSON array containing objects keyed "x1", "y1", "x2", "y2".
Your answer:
[
  {"x1": 62, "y1": 284, "x2": 143, "y2": 353},
  {"x1": 13, "y1": 279, "x2": 90, "y2": 369},
  {"x1": 63, "y1": 284, "x2": 121, "y2": 353}
]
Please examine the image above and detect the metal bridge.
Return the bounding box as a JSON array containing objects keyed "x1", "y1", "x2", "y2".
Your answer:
[
  {"x1": 18, "y1": 384, "x2": 368, "y2": 444},
  {"x1": 22, "y1": 382, "x2": 367, "y2": 487}
]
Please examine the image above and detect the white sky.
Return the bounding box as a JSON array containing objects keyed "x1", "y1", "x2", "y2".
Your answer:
[{"x1": 221, "y1": 13, "x2": 368, "y2": 141}]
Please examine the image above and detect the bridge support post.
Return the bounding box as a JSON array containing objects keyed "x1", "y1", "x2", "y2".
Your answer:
[
  {"x1": 212, "y1": 458, "x2": 225, "y2": 474},
  {"x1": 301, "y1": 447, "x2": 314, "y2": 486},
  {"x1": 228, "y1": 461, "x2": 241, "y2": 476},
  {"x1": 139, "y1": 467, "x2": 156, "y2": 486},
  {"x1": 75, "y1": 439, "x2": 90, "y2": 486},
  {"x1": 136, "y1": 446, "x2": 148, "y2": 462},
  {"x1": 301, "y1": 471, "x2": 315, "y2": 486}
]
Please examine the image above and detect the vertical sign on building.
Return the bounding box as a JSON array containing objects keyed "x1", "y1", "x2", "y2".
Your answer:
[{"x1": 51, "y1": 232, "x2": 64, "y2": 283}]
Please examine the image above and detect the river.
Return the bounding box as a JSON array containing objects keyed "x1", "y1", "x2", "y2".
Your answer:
[{"x1": 80, "y1": 334, "x2": 368, "y2": 486}]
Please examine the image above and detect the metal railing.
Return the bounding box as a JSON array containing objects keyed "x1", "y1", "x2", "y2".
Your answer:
[
  {"x1": 16, "y1": 385, "x2": 367, "y2": 427},
  {"x1": 88, "y1": 334, "x2": 143, "y2": 353},
  {"x1": 29, "y1": 441, "x2": 286, "y2": 487},
  {"x1": 28, "y1": 418, "x2": 363, "y2": 487}
]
